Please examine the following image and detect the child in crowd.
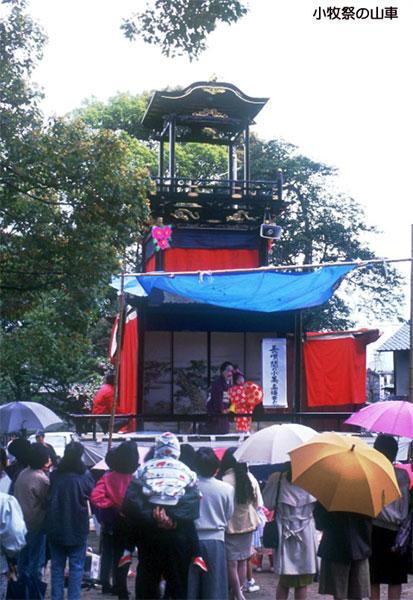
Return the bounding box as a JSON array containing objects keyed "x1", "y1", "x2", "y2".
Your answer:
[{"x1": 251, "y1": 505, "x2": 274, "y2": 573}]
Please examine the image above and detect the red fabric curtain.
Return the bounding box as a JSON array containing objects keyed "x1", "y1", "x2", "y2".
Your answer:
[
  {"x1": 164, "y1": 248, "x2": 259, "y2": 271},
  {"x1": 109, "y1": 310, "x2": 138, "y2": 431},
  {"x1": 119, "y1": 311, "x2": 138, "y2": 422},
  {"x1": 304, "y1": 336, "x2": 367, "y2": 407}
]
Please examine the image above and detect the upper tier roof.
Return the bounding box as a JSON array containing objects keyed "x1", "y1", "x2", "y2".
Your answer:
[{"x1": 141, "y1": 81, "x2": 269, "y2": 144}]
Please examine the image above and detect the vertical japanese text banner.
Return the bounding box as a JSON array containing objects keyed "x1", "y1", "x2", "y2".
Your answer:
[{"x1": 262, "y1": 338, "x2": 287, "y2": 408}]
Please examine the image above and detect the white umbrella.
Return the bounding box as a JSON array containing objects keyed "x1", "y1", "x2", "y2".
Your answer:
[
  {"x1": 0, "y1": 401, "x2": 62, "y2": 433},
  {"x1": 234, "y1": 423, "x2": 317, "y2": 465}
]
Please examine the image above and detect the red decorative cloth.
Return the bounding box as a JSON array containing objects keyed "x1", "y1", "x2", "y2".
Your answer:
[
  {"x1": 108, "y1": 309, "x2": 138, "y2": 431},
  {"x1": 164, "y1": 248, "x2": 259, "y2": 271},
  {"x1": 303, "y1": 329, "x2": 380, "y2": 407}
]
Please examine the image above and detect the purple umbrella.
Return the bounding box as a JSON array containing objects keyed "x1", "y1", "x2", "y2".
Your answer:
[{"x1": 345, "y1": 400, "x2": 413, "y2": 439}]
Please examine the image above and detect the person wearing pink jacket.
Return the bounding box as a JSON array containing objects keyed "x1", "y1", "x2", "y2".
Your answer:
[{"x1": 91, "y1": 441, "x2": 139, "y2": 599}]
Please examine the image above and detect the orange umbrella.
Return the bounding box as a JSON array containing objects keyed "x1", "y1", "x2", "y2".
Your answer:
[{"x1": 289, "y1": 432, "x2": 401, "y2": 517}]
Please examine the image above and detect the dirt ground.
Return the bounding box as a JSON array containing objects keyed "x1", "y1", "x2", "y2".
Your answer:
[
  {"x1": 46, "y1": 558, "x2": 413, "y2": 599},
  {"x1": 79, "y1": 569, "x2": 413, "y2": 599},
  {"x1": 42, "y1": 531, "x2": 413, "y2": 599}
]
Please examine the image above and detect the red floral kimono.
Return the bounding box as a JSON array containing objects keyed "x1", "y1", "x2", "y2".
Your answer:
[{"x1": 229, "y1": 381, "x2": 264, "y2": 432}]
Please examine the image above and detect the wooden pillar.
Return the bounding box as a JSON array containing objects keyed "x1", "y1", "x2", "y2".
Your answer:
[
  {"x1": 169, "y1": 116, "x2": 176, "y2": 190},
  {"x1": 207, "y1": 331, "x2": 211, "y2": 388},
  {"x1": 170, "y1": 331, "x2": 175, "y2": 415},
  {"x1": 159, "y1": 137, "x2": 164, "y2": 193},
  {"x1": 155, "y1": 248, "x2": 164, "y2": 271},
  {"x1": 277, "y1": 169, "x2": 283, "y2": 202},
  {"x1": 108, "y1": 272, "x2": 125, "y2": 449},
  {"x1": 293, "y1": 311, "x2": 303, "y2": 422},
  {"x1": 228, "y1": 143, "x2": 234, "y2": 181},
  {"x1": 136, "y1": 298, "x2": 146, "y2": 431},
  {"x1": 259, "y1": 238, "x2": 269, "y2": 267},
  {"x1": 243, "y1": 123, "x2": 250, "y2": 193},
  {"x1": 228, "y1": 143, "x2": 234, "y2": 195}
]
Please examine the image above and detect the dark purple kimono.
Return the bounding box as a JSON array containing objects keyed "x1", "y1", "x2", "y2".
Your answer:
[{"x1": 206, "y1": 375, "x2": 231, "y2": 434}]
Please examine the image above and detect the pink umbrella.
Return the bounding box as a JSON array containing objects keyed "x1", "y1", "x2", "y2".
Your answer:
[{"x1": 345, "y1": 400, "x2": 413, "y2": 439}]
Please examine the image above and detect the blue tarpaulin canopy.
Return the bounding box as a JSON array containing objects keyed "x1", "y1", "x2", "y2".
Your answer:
[{"x1": 111, "y1": 265, "x2": 357, "y2": 313}]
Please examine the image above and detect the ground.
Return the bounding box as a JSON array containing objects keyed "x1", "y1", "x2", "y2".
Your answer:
[
  {"x1": 44, "y1": 552, "x2": 413, "y2": 599},
  {"x1": 77, "y1": 570, "x2": 413, "y2": 599},
  {"x1": 43, "y1": 531, "x2": 413, "y2": 599}
]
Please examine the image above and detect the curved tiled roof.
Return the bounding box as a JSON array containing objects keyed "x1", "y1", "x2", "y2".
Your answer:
[
  {"x1": 378, "y1": 322, "x2": 410, "y2": 352},
  {"x1": 141, "y1": 81, "x2": 269, "y2": 144}
]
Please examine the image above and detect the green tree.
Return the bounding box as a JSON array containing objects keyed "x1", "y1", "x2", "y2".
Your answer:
[
  {"x1": 75, "y1": 92, "x2": 155, "y2": 142},
  {"x1": 77, "y1": 92, "x2": 228, "y2": 179},
  {"x1": 249, "y1": 137, "x2": 405, "y2": 329},
  {"x1": 121, "y1": 0, "x2": 248, "y2": 61},
  {"x1": 0, "y1": 3, "x2": 150, "y2": 409}
]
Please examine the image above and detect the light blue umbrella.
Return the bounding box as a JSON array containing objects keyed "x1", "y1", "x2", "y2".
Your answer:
[{"x1": 0, "y1": 401, "x2": 62, "y2": 433}]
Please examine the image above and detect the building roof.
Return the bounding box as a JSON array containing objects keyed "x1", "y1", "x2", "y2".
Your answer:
[
  {"x1": 378, "y1": 322, "x2": 410, "y2": 352},
  {"x1": 141, "y1": 81, "x2": 269, "y2": 144},
  {"x1": 306, "y1": 329, "x2": 381, "y2": 345}
]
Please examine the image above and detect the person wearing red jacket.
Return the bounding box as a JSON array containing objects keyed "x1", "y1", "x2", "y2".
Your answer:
[
  {"x1": 92, "y1": 373, "x2": 124, "y2": 434},
  {"x1": 90, "y1": 441, "x2": 139, "y2": 599},
  {"x1": 92, "y1": 373, "x2": 116, "y2": 415}
]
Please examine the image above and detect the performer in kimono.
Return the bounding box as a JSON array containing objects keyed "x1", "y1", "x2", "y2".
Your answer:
[{"x1": 229, "y1": 370, "x2": 263, "y2": 433}]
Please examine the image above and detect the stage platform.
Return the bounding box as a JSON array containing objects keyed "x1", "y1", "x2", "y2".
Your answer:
[{"x1": 79, "y1": 431, "x2": 251, "y2": 467}]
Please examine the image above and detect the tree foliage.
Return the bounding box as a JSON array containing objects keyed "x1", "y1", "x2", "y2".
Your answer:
[
  {"x1": 78, "y1": 92, "x2": 228, "y2": 180},
  {"x1": 249, "y1": 137, "x2": 405, "y2": 329},
  {"x1": 121, "y1": 0, "x2": 248, "y2": 60},
  {"x1": 0, "y1": 3, "x2": 150, "y2": 407}
]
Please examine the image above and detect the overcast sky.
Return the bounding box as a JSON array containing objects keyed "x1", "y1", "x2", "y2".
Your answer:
[{"x1": 19, "y1": 0, "x2": 413, "y2": 320}]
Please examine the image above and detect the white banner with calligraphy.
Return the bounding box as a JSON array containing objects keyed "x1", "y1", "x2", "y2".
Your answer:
[{"x1": 262, "y1": 338, "x2": 287, "y2": 408}]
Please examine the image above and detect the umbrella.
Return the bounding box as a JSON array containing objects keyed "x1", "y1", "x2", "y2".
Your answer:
[
  {"x1": 344, "y1": 400, "x2": 413, "y2": 439},
  {"x1": 0, "y1": 401, "x2": 62, "y2": 433},
  {"x1": 289, "y1": 432, "x2": 401, "y2": 517},
  {"x1": 234, "y1": 423, "x2": 317, "y2": 465}
]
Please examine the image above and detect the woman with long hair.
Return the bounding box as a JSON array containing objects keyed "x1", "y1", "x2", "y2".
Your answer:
[
  {"x1": 46, "y1": 442, "x2": 95, "y2": 600},
  {"x1": 218, "y1": 447, "x2": 262, "y2": 600}
]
